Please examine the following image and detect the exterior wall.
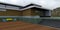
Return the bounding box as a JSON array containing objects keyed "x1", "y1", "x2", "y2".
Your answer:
[
  {"x1": 31, "y1": 10, "x2": 37, "y2": 16},
  {"x1": 6, "y1": 9, "x2": 22, "y2": 16},
  {"x1": 0, "y1": 8, "x2": 49, "y2": 17},
  {"x1": 0, "y1": 9, "x2": 38, "y2": 16},
  {"x1": 38, "y1": 10, "x2": 44, "y2": 16},
  {"x1": 0, "y1": 11, "x2": 6, "y2": 16},
  {"x1": 22, "y1": 8, "x2": 50, "y2": 17},
  {"x1": 22, "y1": 9, "x2": 37, "y2": 16},
  {"x1": 22, "y1": 9, "x2": 32, "y2": 16},
  {"x1": 0, "y1": 9, "x2": 22, "y2": 16}
]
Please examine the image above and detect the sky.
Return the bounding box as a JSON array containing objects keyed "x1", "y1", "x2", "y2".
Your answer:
[{"x1": 0, "y1": 0, "x2": 60, "y2": 10}]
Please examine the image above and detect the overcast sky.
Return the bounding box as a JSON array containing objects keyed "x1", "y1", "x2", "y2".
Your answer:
[{"x1": 0, "y1": 0, "x2": 60, "y2": 10}]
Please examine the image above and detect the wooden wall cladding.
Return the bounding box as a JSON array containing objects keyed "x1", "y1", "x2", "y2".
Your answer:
[
  {"x1": 22, "y1": 9, "x2": 32, "y2": 16},
  {"x1": 0, "y1": 9, "x2": 36, "y2": 16},
  {"x1": 0, "y1": 11, "x2": 6, "y2": 16},
  {"x1": 31, "y1": 10, "x2": 37, "y2": 16},
  {"x1": 6, "y1": 10, "x2": 22, "y2": 16},
  {"x1": 39, "y1": 11, "x2": 45, "y2": 16},
  {"x1": 0, "y1": 9, "x2": 44, "y2": 16},
  {"x1": 0, "y1": 9, "x2": 22, "y2": 16},
  {"x1": 22, "y1": 9, "x2": 39, "y2": 16}
]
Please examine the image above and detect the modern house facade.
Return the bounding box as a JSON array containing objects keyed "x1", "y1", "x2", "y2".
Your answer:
[{"x1": 0, "y1": 3, "x2": 52, "y2": 18}]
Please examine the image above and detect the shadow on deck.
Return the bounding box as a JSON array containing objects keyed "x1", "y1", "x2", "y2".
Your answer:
[{"x1": 39, "y1": 19, "x2": 60, "y2": 28}]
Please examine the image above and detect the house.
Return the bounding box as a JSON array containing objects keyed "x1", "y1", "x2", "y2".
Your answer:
[
  {"x1": 0, "y1": 3, "x2": 51, "y2": 18},
  {"x1": 0, "y1": 3, "x2": 22, "y2": 16},
  {"x1": 21, "y1": 4, "x2": 51, "y2": 17},
  {"x1": 52, "y1": 7, "x2": 60, "y2": 17}
]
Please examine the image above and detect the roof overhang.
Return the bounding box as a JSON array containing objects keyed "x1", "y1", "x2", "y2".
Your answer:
[
  {"x1": 0, "y1": 3, "x2": 51, "y2": 11},
  {"x1": 20, "y1": 4, "x2": 51, "y2": 11}
]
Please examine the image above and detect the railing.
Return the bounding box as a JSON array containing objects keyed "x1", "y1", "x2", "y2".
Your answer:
[
  {"x1": 0, "y1": 16, "x2": 41, "y2": 24},
  {"x1": 0, "y1": 16, "x2": 60, "y2": 24}
]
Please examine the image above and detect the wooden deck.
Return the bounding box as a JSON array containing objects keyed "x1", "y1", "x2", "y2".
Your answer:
[{"x1": 0, "y1": 21, "x2": 59, "y2": 30}]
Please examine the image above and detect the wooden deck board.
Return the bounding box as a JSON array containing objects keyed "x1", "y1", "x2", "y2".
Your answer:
[{"x1": 0, "y1": 21, "x2": 59, "y2": 30}]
